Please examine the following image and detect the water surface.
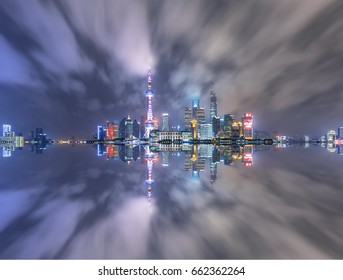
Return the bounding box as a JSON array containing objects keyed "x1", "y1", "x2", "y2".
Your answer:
[{"x1": 0, "y1": 144, "x2": 342, "y2": 259}]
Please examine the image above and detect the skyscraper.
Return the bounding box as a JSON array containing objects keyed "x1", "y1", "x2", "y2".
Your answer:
[
  {"x1": 2, "y1": 124, "x2": 11, "y2": 136},
  {"x1": 162, "y1": 113, "x2": 169, "y2": 131},
  {"x1": 242, "y1": 113, "x2": 253, "y2": 139},
  {"x1": 97, "y1": 125, "x2": 106, "y2": 140},
  {"x1": 144, "y1": 68, "x2": 154, "y2": 138},
  {"x1": 184, "y1": 107, "x2": 192, "y2": 131},
  {"x1": 133, "y1": 119, "x2": 140, "y2": 139},
  {"x1": 212, "y1": 116, "x2": 221, "y2": 137},
  {"x1": 192, "y1": 97, "x2": 200, "y2": 118},
  {"x1": 119, "y1": 115, "x2": 133, "y2": 139},
  {"x1": 113, "y1": 122, "x2": 119, "y2": 139},
  {"x1": 224, "y1": 114, "x2": 234, "y2": 137},
  {"x1": 209, "y1": 90, "x2": 217, "y2": 123},
  {"x1": 194, "y1": 107, "x2": 205, "y2": 124},
  {"x1": 106, "y1": 121, "x2": 115, "y2": 139},
  {"x1": 199, "y1": 124, "x2": 213, "y2": 140}
]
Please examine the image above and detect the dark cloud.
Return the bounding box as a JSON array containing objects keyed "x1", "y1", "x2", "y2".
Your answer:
[{"x1": 0, "y1": 0, "x2": 342, "y2": 137}]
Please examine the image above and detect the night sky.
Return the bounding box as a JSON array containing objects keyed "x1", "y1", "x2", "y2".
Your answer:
[{"x1": 1, "y1": 0, "x2": 342, "y2": 138}]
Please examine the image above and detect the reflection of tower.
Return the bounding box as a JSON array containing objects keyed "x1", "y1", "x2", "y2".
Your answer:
[
  {"x1": 145, "y1": 146, "x2": 155, "y2": 203},
  {"x1": 144, "y1": 68, "x2": 154, "y2": 138}
]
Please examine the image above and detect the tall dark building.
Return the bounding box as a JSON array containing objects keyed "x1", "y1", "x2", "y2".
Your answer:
[
  {"x1": 35, "y1": 128, "x2": 46, "y2": 144},
  {"x1": 338, "y1": 127, "x2": 343, "y2": 139},
  {"x1": 119, "y1": 115, "x2": 133, "y2": 139},
  {"x1": 224, "y1": 114, "x2": 234, "y2": 137},
  {"x1": 133, "y1": 119, "x2": 140, "y2": 139},
  {"x1": 209, "y1": 90, "x2": 217, "y2": 123},
  {"x1": 212, "y1": 116, "x2": 221, "y2": 137},
  {"x1": 184, "y1": 107, "x2": 192, "y2": 131}
]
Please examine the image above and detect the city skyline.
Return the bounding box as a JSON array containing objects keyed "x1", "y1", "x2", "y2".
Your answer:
[
  {"x1": 1, "y1": 0, "x2": 343, "y2": 263},
  {"x1": 1, "y1": 1, "x2": 343, "y2": 138}
]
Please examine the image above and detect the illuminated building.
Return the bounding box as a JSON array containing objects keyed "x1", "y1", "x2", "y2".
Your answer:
[
  {"x1": 2, "y1": 124, "x2": 11, "y2": 136},
  {"x1": 192, "y1": 97, "x2": 200, "y2": 117},
  {"x1": 223, "y1": 114, "x2": 234, "y2": 137},
  {"x1": 106, "y1": 121, "x2": 115, "y2": 139},
  {"x1": 242, "y1": 113, "x2": 253, "y2": 139},
  {"x1": 191, "y1": 119, "x2": 198, "y2": 139},
  {"x1": 153, "y1": 117, "x2": 158, "y2": 130},
  {"x1": 194, "y1": 107, "x2": 205, "y2": 124},
  {"x1": 162, "y1": 113, "x2": 169, "y2": 132},
  {"x1": 144, "y1": 68, "x2": 155, "y2": 138},
  {"x1": 209, "y1": 90, "x2": 217, "y2": 123},
  {"x1": 181, "y1": 130, "x2": 192, "y2": 142},
  {"x1": 97, "y1": 125, "x2": 106, "y2": 140},
  {"x1": 0, "y1": 126, "x2": 24, "y2": 157},
  {"x1": 199, "y1": 124, "x2": 213, "y2": 140},
  {"x1": 157, "y1": 131, "x2": 182, "y2": 142},
  {"x1": 327, "y1": 130, "x2": 336, "y2": 142},
  {"x1": 184, "y1": 107, "x2": 192, "y2": 130},
  {"x1": 113, "y1": 122, "x2": 119, "y2": 139},
  {"x1": 231, "y1": 121, "x2": 242, "y2": 138}
]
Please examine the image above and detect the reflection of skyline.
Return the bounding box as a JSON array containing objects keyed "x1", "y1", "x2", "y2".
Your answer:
[
  {"x1": 1, "y1": 141, "x2": 343, "y2": 259},
  {"x1": 90, "y1": 142, "x2": 343, "y2": 204}
]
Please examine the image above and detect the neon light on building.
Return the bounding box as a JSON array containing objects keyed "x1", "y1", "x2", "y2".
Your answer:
[
  {"x1": 242, "y1": 113, "x2": 253, "y2": 139},
  {"x1": 144, "y1": 68, "x2": 155, "y2": 138}
]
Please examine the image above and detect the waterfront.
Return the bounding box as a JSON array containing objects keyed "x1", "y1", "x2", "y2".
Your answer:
[{"x1": 0, "y1": 144, "x2": 342, "y2": 259}]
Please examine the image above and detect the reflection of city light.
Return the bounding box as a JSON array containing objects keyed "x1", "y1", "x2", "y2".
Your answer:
[{"x1": 243, "y1": 153, "x2": 253, "y2": 160}]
